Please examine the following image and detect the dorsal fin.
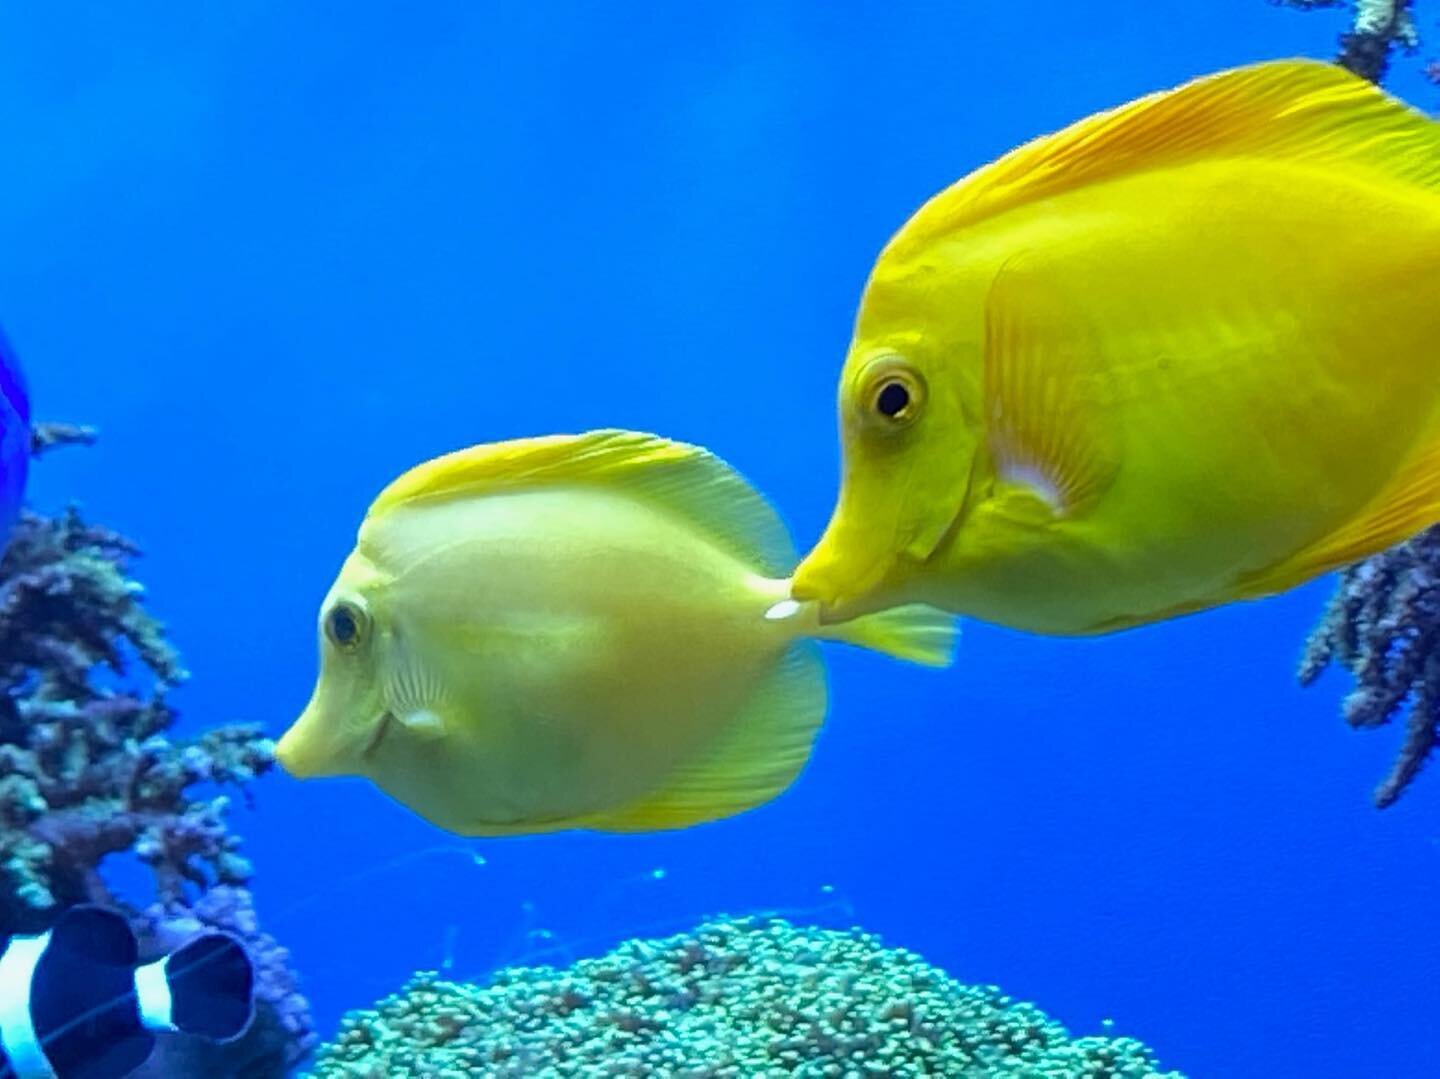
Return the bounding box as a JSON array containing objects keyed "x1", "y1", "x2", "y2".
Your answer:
[
  {"x1": 894, "y1": 59, "x2": 1440, "y2": 253},
  {"x1": 369, "y1": 429, "x2": 797, "y2": 577}
]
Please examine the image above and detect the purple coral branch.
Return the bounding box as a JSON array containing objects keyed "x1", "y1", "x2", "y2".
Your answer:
[
  {"x1": 0, "y1": 432, "x2": 315, "y2": 1073},
  {"x1": 1300, "y1": 527, "x2": 1440, "y2": 807},
  {"x1": 1276, "y1": 0, "x2": 1426, "y2": 84}
]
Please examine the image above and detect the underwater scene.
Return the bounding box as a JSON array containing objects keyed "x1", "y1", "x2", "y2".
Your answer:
[{"x1": 1, "y1": 1, "x2": 1438, "y2": 1076}]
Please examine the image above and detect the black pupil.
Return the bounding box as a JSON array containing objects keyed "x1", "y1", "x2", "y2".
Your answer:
[
  {"x1": 876, "y1": 381, "x2": 910, "y2": 418},
  {"x1": 330, "y1": 606, "x2": 358, "y2": 645}
]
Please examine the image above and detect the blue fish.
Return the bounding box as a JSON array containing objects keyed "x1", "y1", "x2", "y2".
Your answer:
[
  {"x1": 0, "y1": 326, "x2": 29, "y2": 541},
  {"x1": 0, "y1": 905, "x2": 254, "y2": 1079}
]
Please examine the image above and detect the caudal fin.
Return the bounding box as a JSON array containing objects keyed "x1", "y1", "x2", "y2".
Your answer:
[
  {"x1": 820, "y1": 603, "x2": 958, "y2": 667},
  {"x1": 30, "y1": 906, "x2": 155, "y2": 1079},
  {"x1": 142, "y1": 933, "x2": 255, "y2": 1042}
]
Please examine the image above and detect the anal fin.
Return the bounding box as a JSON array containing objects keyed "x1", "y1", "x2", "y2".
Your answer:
[
  {"x1": 576, "y1": 643, "x2": 826, "y2": 832},
  {"x1": 1236, "y1": 432, "x2": 1440, "y2": 599}
]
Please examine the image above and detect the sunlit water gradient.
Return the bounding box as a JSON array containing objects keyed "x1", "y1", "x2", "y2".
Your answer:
[{"x1": 2, "y1": 3, "x2": 1437, "y2": 1076}]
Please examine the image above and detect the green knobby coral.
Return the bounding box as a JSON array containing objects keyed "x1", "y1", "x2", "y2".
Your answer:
[{"x1": 309, "y1": 916, "x2": 1181, "y2": 1078}]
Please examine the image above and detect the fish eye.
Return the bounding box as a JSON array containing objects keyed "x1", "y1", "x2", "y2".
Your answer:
[
  {"x1": 325, "y1": 601, "x2": 367, "y2": 651},
  {"x1": 858, "y1": 356, "x2": 925, "y2": 429},
  {"x1": 875, "y1": 380, "x2": 912, "y2": 419}
]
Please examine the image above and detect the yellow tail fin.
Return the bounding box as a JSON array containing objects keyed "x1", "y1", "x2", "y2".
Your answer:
[{"x1": 820, "y1": 604, "x2": 958, "y2": 668}]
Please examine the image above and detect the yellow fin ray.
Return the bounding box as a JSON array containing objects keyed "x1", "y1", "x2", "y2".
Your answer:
[
  {"x1": 983, "y1": 254, "x2": 1120, "y2": 516},
  {"x1": 899, "y1": 59, "x2": 1440, "y2": 252},
  {"x1": 819, "y1": 604, "x2": 958, "y2": 668},
  {"x1": 575, "y1": 643, "x2": 825, "y2": 832},
  {"x1": 370, "y1": 429, "x2": 795, "y2": 577}
]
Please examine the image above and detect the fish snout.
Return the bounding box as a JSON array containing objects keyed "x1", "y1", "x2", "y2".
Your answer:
[
  {"x1": 275, "y1": 706, "x2": 348, "y2": 779},
  {"x1": 792, "y1": 544, "x2": 897, "y2": 625}
]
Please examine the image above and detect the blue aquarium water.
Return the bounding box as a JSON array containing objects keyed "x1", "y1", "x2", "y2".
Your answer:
[{"x1": 1, "y1": 2, "x2": 1438, "y2": 1076}]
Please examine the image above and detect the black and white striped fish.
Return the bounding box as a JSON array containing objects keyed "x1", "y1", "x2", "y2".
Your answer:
[{"x1": 0, "y1": 905, "x2": 254, "y2": 1079}]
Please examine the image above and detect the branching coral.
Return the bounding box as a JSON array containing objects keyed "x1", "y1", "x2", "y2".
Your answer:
[
  {"x1": 1300, "y1": 528, "x2": 1440, "y2": 807},
  {"x1": 1277, "y1": 0, "x2": 1431, "y2": 84},
  {"x1": 309, "y1": 915, "x2": 1182, "y2": 1077},
  {"x1": 0, "y1": 438, "x2": 315, "y2": 1072}
]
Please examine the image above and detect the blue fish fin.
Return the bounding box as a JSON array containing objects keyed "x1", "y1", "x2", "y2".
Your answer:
[{"x1": 153, "y1": 932, "x2": 254, "y2": 1042}]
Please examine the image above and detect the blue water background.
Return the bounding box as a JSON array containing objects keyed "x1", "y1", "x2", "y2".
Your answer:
[{"x1": 3, "y1": 4, "x2": 1437, "y2": 1076}]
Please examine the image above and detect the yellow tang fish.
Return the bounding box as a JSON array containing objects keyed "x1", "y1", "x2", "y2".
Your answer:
[
  {"x1": 792, "y1": 59, "x2": 1440, "y2": 636},
  {"x1": 275, "y1": 430, "x2": 954, "y2": 835}
]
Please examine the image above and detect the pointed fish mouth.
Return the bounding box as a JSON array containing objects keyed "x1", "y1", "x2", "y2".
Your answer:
[
  {"x1": 276, "y1": 706, "x2": 390, "y2": 778},
  {"x1": 792, "y1": 570, "x2": 889, "y2": 625},
  {"x1": 274, "y1": 724, "x2": 315, "y2": 778},
  {"x1": 793, "y1": 541, "x2": 900, "y2": 624}
]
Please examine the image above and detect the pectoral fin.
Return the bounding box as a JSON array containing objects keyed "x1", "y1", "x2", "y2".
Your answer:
[
  {"x1": 983, "y1": 253, "x2": 1120, "y2": 517},
  {"x1": 397, "y1": 709, "x2": 447, "y2": 740}
]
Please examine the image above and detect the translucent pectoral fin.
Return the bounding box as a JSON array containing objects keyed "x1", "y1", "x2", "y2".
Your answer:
[{"x1": 983, "y1": 253, "x2": 1120, "y2": 518}]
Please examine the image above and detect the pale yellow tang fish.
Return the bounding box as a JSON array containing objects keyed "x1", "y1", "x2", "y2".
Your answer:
[
  {"x1": 792, "y1": 59, "x2": 1440, "y2": 636},
  {"x1": 275, "y1": 430, "x2": 954, "y2": 836}
]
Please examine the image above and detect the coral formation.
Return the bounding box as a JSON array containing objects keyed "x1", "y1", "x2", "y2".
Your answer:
[
  {"x1": 1300, "y1": 527, "x2": 1440, "y2": 807},
  {"x1": 1277, "y1": 0, "x2": 1431, "y2": 85},
  {"x1": 309, "y1": 915, "x2": 1182, "y2": 1077},
  {"x1": 0, "y1": 437, "x2": 315, "y2": 1072}
]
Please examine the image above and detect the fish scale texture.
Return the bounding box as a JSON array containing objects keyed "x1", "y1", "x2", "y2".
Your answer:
[{"x1": 308, "y1": 916, "x2": 1181, "y2": 1077}]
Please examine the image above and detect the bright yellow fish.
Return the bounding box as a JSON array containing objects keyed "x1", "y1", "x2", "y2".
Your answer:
[
  {"x1": 792, "y1": 59, "x2": 1440, "y2": 636},
  {"x1": 275, "y1": 429, "x2": 953, "y2": 836}
]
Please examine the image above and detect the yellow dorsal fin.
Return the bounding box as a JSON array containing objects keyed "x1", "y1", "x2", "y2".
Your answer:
[
  {"x1": 1235, "y1": 435, "x2": 1440, "y2": 601},
  {"x1": 896, "y1": 59, "x2": 1440, "y2": 253},
  {"x1": 370, "y1": 429, "x2": 796, "y2": 577},
  {"x1": 982, "y1": 253, "x2": 1120, "y2": 516},
  {"x1": 575, "y1": 642, "x2": 826, "y2": 832}
]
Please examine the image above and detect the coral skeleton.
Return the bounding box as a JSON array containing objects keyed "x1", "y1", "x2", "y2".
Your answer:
[{"x1": 309, "y1": 915, "x2": 1181, "y2": 1077}]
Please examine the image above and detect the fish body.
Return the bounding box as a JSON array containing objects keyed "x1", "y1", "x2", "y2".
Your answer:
[
  {"x1": 276, "y1": 430, "x2": 953, "y2": 836},
  {"x1": 793, "y1": 59, "x2": 1440, "y2": 635},
  {"x1": 0, "y1": 905, "x2": 253, "y2": 1079}
]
